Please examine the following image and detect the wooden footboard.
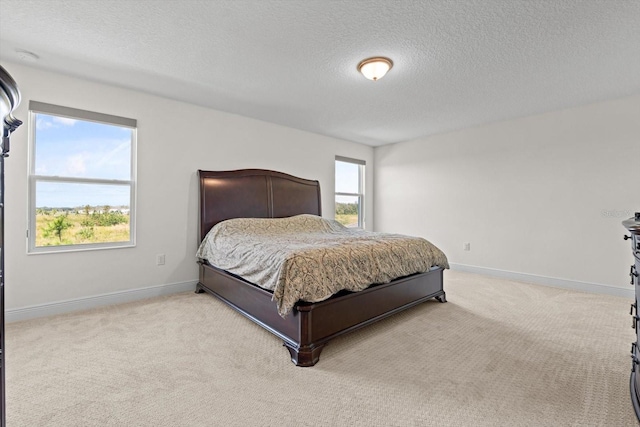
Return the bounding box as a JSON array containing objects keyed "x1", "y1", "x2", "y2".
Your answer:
[{"x1": 197, "y1": 262, "x2": 445, "y2": 366}]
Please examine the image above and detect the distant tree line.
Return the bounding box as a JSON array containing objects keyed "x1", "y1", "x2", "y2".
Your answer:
[
  {"x1": 335, "y1": 202, "x2": 358, "y2": 215},
  {"x1": 39, "y1": 205, "x2": 129, "y2": 242},
  {"x1": 36, "y1": 205, "x2": 129, "y2": 215}
]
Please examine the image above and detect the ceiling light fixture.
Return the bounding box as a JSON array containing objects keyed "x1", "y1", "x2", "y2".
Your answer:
[{"x1": 357, "y1": 57, "x2": 393, "y2": 81}]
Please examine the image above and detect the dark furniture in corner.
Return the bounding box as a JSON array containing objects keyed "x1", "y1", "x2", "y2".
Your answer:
[
  {"x1": 0, "y1": 65, "x2": 23, "y2": 427},
  {"x1": 196, "y1": 169, "x2": 446, "y2": 366},
  {"x1": 624, "y1": 212, "x2": 640, "y2": 422}
]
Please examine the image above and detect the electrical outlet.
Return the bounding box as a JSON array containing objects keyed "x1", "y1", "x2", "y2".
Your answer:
[
  {"x1": 463, "y1": 242, "x2": 471, "y2": 251},
  {"x1": 156, "y1": 254, "x2": 165, "y2": 265}
]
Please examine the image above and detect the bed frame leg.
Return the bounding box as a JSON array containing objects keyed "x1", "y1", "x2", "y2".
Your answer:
[
  {"x1": 435, "y1": 292, "x2": 447, "y2": 303},
  {"x1": 195, "y1": 283, "x2": 205, "y2": 294},
  {"x1": 284, "y1": 342, "x2": 326, "y2": 367}
]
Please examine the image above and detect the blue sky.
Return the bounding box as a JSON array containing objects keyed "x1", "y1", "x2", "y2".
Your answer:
[
  {"x1": 335, "y1": 160, "x2": 360, "y2": 194},
  {"x1": 34, "y1": 113, "x2": 133, "y2": 208}
]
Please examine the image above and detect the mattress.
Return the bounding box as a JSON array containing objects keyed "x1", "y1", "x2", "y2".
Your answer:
[{"x1": 196, "y1": 214, "x2": 449, "y2": 316}]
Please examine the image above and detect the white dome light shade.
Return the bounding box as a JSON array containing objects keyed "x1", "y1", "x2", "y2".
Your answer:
[{"x1": 358, "y1": 57, "x2": 393, "y2": 81}]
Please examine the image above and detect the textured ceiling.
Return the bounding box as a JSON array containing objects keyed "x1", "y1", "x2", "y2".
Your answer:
[{"x1": 1, "y1": 0, "x2": 639, "y2": 146}]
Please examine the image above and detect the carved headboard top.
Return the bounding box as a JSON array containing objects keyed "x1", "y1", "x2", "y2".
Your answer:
[{"x1": 198, "y1": 169, "x2": 322, "y2": 242}]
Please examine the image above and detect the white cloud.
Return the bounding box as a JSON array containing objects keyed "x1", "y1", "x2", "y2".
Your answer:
[
  {"x1": 35, "y1": 165, "x2": 48, "y2": 174},
  {"x1": 36, "y1": 116, "x2": 77, "y2": 131},
  {"x1": 66, "y1": 154, "x2": 87, "y2": 175},
  {"x1": 36, "y1": 118, "x2": 53, "y2": 131},
  {"x1": 53, "y1": 117, "x2": 78, "y2": 126},
  {"x1": 94, "y1": 139, "x2": 130, "y2": 169}
]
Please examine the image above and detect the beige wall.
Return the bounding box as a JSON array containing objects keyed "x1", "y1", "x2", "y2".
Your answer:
[
  {"x1": 374, "y1": 95, "x2": 640, "y2": 292},
  {"x1": 5, "y1": 60, "x2": 637, "y2": 315},
  {"x1": 3, "y1": 62, "x2": 374, "y2": 312}
]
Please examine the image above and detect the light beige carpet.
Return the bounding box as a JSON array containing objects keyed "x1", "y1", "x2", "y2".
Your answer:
[{"x1": 6, "y1": 271, "x2": 638, "y2": 426}]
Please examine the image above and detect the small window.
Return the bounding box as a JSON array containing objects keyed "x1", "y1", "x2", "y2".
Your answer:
[
  {"x1": 335, "y1": 156, "x2": 365, "y2": 228},
  {"x1": 28, "y1": 101, "x2": 137, "y2": 253}
]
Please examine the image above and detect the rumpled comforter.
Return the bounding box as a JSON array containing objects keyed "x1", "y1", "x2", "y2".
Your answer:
[{"x1": 196, "y1": 214, "x2": 449, "y2": 317}]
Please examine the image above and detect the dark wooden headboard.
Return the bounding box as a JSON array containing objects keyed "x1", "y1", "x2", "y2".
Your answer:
[{"x1": 198, "y1": 169, "x2": 322, "y2": 242}]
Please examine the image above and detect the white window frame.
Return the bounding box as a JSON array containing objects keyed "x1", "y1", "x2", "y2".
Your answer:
[
  {"x1": 335, "y1": 155, "x2": 365, "y2": 229},
  {"x1": 27, "y1": 101, "x2": 137, "y2": 253}
]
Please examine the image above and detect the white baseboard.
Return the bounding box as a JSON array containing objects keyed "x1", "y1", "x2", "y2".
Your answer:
[
  {"x1": 449, "y1": 263, "x2": 634, "y2": 299},
  {"x1": 6, "y1": 280, "x2": 198, "y2": 323},
  {"x1": 7, "y1": 266, "x2": 633, "y2": 322}
]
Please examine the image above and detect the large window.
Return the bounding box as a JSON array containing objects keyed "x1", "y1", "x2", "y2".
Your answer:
[
  {"x1": 335, "y1": 156, "x2": 365, "y2": 228},
  {"x1": 28, "y1": 101, "x2": 137, "y2": 253}
]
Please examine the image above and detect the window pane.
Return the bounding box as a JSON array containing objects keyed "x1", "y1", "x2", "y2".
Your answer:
[
  {"x1": 34, "y1": 113, "x2": 132, "y2": 180},
  {"x1": 35, "y1": 181, "x2": 130, "y2": 247},
  {"x1": 335, "y1": 161, "x2": 359, "y2": 193},
  {"x1": 335, "y1": 195, "x2": 360, "y2": 228}
]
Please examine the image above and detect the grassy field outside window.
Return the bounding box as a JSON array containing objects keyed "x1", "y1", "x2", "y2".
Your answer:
[{"x1": 35, "y1": 207, "x2": 130, "y2": 246}]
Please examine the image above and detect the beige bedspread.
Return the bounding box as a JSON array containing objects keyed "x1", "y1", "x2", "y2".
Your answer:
[{"x1": 196, "y1": 214, "x2": 449, "y2": 317}]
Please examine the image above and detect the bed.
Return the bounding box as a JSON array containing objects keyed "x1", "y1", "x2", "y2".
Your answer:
[{"x1": 195, "y1": 168, "x2": 448, "y2": 366}]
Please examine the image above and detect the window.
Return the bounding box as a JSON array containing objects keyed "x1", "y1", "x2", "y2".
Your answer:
[
  {"x1": 335, "y1": 156, "x2": 365, "y2": 228},
  {"x1": 28, "y1": 101, "x2": 136, "y2": 253}
]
